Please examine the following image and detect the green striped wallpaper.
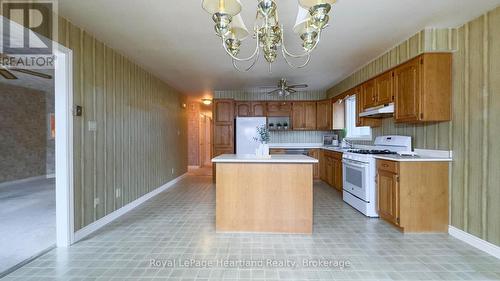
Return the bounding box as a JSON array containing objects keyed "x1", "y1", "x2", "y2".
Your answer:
[
  {"x1": 58, "y1": 18, "x2": 188, "y2": 231},
  {"x1": 327, "y1": 7, "x2": 500, "y2": 246}
]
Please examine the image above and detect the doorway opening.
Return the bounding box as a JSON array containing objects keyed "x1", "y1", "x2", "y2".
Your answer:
[
  {"x1": 187, "y1": 101, "x2": 213, "y2": 177},
  {"x1": 0, "y1": 16, "x2": 74, "y2": 277}
]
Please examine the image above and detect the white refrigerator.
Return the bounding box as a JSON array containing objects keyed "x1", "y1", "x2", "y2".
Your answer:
[{"x1": 236, "y1": 117, "x2": 267, "y2": 155}]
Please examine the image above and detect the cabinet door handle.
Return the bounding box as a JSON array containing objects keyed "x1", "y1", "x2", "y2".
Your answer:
[{"x1": 382, "y1": 164, "x2": 389, "y2": 167}]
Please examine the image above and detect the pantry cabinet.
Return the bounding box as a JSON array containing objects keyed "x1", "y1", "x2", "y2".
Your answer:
[{"x1": 376, "y1": 159, "x2": 449, "y2": 232}]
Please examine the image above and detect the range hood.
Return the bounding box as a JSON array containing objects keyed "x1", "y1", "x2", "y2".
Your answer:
[{"x1": 359, "y1": 103, "x2": 395, "y2": 118}]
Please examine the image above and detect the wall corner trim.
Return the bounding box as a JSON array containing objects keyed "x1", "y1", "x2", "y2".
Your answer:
[
  {"x1": 74, "y1": 173, "x2": 187, "y2": 243},
  {"x1": 449, "y1": 226, "x2": 500, "y2": 259}
]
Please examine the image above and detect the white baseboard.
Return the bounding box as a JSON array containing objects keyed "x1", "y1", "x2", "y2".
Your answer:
[
  {"x1": 0, "y1": 175, "x2": 52, "y2": 188},
  {"x1": 74, "y1": 173, "x2": 187, "y2": 243},
  {"x1": 449, "y1": 226, "x2": 500, "y2": 259}
]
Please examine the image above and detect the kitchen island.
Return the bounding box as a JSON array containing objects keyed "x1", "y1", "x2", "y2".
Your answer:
[{"x1": 212, "y1": 154, "x2": 318, "y2": 234}]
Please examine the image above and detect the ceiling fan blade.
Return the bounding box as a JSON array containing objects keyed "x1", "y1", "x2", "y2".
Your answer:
[
  {"x1": 11, "y1": 69, "x2": 52, "y2": 79},
  {"x1": 0, "y1": 69, "x2": 17, "y2": 79},
  {"x1": 267, "y1": 89, "x2": 281, "y2": 95},
  {"x1": 259, "y1": 86, "x2": 279, "y2": 89},
  {"x1": 286, "y1": 88, "x2": 297, "y2": 93},
  {"x1": 288, "y1": 84, "x2": 308, "y2": 89}
]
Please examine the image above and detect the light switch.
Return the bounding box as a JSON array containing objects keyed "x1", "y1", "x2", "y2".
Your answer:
[{"x1": 88, "y1": 121, "x2": 97, "y2": 131}]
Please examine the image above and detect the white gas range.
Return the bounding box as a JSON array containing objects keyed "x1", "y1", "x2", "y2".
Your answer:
[{"x1": 342, "y1": 135, "x2": 412, "y2": 217}]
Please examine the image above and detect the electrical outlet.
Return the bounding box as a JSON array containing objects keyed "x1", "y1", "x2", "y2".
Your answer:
[
  {"x1": 115, "y1": 188, "x2": 121, "y2": 198},
  {"x1": 94, "y1": 198, "x2": 100, "y2": 208},
  {"x1": 88, "y1": 121, "x2": 97, "y2": 132},
  {"x1": 171, "y1": 168, "x2": 174, "y2": 175}
]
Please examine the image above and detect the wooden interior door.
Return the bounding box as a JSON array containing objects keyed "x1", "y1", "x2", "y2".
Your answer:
[
  {"x1": 394, "y1": 58, "x2": 421, "y2": 122},
  {"x1": 376, "y1": 71, "x2": 394, "y2": 105},
  {"x1": 377, "y1": 170, "x2": 399, "y2": 225}
]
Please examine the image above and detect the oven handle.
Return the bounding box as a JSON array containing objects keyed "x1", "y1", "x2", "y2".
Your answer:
[{"x1": 342, "y1": 159, "x2": 369, "y2": 169}]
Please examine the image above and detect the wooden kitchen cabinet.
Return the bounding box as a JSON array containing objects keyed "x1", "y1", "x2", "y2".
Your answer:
[
  {"x1": 362, "y1": 80, "x2": 378, "y2": 109},
  {"x1": 353, "y1": 87, "x2": 381, "y2": 128},
  {"x1": 377, "y1": 168, "x2": 399, "y2": 225},
  {"x1": 394, "y1": 53, "x2": 452, "y2": 123},
  {"x1": 292, "y1": 102, "x2": 316, "y2": 130},
  {"x1": 375, "y1": 71, "x2": 394, "y2": 105},
  {"x1": 321, "y1": 150, "x2": 343, "y2": 191},
  {"x1": 316, "y1": 99, "x2": 332, "y2": 130},
  {"x1": 251, "y1": 102, "x2": 267, "y2": 117},
  {"x1": 235, "y1": 102, "x2": 252, "y2": 117},
  {"x1": 213, "y1": 99, "x2": 235, "y2": 182},
  {"x1": 308, "y1": 149, "x2": 320, "y2": 180},
  {"x1": 214, "y1": 99, "x2": 234, "y2": 123},
  {"x1": 376, "y1": 159, "x2": 449, "y2": 232},
  {"x1": 267, "y1": 101, "x2": 291, "y2": 117}
]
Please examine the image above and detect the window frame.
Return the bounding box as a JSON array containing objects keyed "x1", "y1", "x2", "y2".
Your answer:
[{"x1": 344, "y1": 95, "x2": 372, "y2": 141}]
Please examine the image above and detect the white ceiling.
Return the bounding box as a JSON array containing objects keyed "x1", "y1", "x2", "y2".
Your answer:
[{"x1": 58, "y1": 0, "x2": 500, "y2": 95}]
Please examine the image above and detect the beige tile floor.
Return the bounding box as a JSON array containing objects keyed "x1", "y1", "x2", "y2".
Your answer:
[{"x1": 3, "y1": 176, "x2": 500, "y2": 281}]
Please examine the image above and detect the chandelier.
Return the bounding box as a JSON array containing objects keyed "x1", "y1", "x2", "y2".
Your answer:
[{"x1": 202, "y1": 0, "x2": 336, "y2": 72}]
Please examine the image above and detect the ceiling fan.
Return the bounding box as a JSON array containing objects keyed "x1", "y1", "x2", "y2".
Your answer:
[
  {"x1": 261, "y1": 78, "x2": 308, "y2": 97},
  {"x1": 0, "y1": 53, "x2": 53, "y2": 80}
]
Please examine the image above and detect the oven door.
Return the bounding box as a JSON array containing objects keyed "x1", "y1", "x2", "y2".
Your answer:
[{"x1": 342, "y1": 159, "x2": 370, "y2": 202}]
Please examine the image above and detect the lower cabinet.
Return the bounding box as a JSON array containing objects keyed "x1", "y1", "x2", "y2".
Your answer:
[
  {"x1": 320, "y1": 150, "x2": 342, "y2": 191},
  {"x1": 376, "y1": 159, "x2": 449, "y2": 232},
  {"x1": 308, "y1": 149, "x2": 320, "y2": 180}
]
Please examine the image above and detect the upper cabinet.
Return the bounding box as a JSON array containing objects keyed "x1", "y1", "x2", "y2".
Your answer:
[
  {"x1": 251, "y1": 102, "x2": 267, "y2": 117},
  {"x1": 292, "y1": 102, "x2": 317, "y2": 130},
  {"x1": 354, "y1": 86, "x2": 381, "y2": 128},
  {"x1": 394, "y1": 53, "x2": 452, "y2": 123},
  {"x1": 362, "y1": 80, "x2": 378, "y2": 109},
  {"x1": 267, "y1": 101, "x2": 292, "y2": 117},
  {"x1": 375, "y1": 71, "x2": 394, "y2": 105},
  {"x1": 316, "y1": 99, "x2": 332, "y2": 130},
  {"x1": 235, "y1": 102, "x2": 252, "y2": 117},
  {"x1": 235, "y1": 101, "x2": 267, "y2": 117}
]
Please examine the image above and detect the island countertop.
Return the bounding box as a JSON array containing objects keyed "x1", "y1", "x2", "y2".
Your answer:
[{"x1": 212, "y1": 154, "x2": 319, "y2": 164}]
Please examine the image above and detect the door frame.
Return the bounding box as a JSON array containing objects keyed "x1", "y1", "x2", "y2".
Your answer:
[{"x1": 54, "y1": 42, "x2": 74, "y2": 247}]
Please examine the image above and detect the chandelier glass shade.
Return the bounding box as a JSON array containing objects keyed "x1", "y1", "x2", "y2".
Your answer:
[{"x1": 201, "y1": 0, "x2": 336, "y2": 72}]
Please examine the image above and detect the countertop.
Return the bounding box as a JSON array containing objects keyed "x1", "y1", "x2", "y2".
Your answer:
[
  {"x1": 268, "y1": 143, "x2": 349, "y2": 153},
  {"x1": 373, "y1": 149, "x2": 453, "y2": 162},
  {"x1": 212, "y1": 154, "x2": 319, "y2": 164}
]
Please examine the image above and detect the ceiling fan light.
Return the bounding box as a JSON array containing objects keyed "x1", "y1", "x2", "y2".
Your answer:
[
  {"x1": 298, "y1": 0, "x2": 336, "y2": 9},
  {"x1": 202, "y1": 0, "x2": 242, "y2": 16}
]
